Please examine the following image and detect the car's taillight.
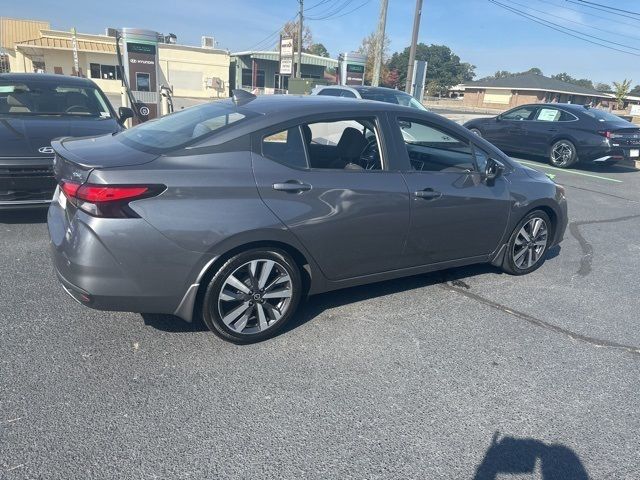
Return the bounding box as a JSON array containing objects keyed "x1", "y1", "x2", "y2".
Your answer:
[
  {"x1": 60, "y1": 180, "x2": 164, "y2": 218},
  {"x1": 598, "y1": 130, "x2": 612, "y2": 139}
]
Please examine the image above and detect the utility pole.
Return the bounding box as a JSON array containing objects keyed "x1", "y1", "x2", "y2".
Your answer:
[
  {"x1": 405, "y1": 0, "x2": 423, "y2": 93},
  {"x1": 371, "y1": 0, "x2": 389, "y2": 87},
  {"x1": 297, "y1": 0, "x2": 303, "y2": 78}
]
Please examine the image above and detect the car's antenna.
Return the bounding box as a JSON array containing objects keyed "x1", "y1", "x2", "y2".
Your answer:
[{"x1": 232, "y1": 89, "x2": 257, "y2": 106}]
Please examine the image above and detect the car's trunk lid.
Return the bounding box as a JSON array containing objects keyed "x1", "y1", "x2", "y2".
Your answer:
[
  {"x1": 51, "y1": 133, "x2": 159, "y2": 184},
  {"x1": 603, "y1": 124, "x2": 640, "y2": 147}
]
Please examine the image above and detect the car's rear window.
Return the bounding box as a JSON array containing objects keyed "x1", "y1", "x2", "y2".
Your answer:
[
  {"x1": 0, "y1": 80, "x2": 112, "y2": 118},
  {"x1": 583, "y1": 108, "x2": 629, "y2": 123},
  {"x1": 359, "y1": 90, "x2": 426, "y2": 110},
  {"x1": 118, "y1": 102, "x2": 257, "y2": 152}
]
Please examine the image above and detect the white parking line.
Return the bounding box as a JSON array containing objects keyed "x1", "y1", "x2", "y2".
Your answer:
[{"x1": 514, "y1": 159, "x2": 623, "y2": 183}]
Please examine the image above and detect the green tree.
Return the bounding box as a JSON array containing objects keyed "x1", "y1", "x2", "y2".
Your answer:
[
  {"x1": 551, "y1": 73, "x2": 594, "y2": 90},
  {"x1": 613, "y1": 79, "x2": 632, "y2": 109},
  {"x1": 629, "y1": 84, "x2": 640, "y2": 96},
  {"x1": 308, "y1": 43, "x2": 329, "y2": 57},
  {"x1": 478, "y1": 67, "x2": 542, "y2": 82},
  {"x1": 382, "y1": 68, "x2": 400, "y2": 88},
  {"x1": 386, "y1": 44, "x2": 475, "y2": 95},
  {"x1": 595, "y1": 82, "x2": 612, "y2": 92}
]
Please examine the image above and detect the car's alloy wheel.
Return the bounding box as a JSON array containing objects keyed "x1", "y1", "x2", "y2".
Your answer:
[
  {"x1": 202, "y1": 249, "x2": 301, "y2": 343},
  {"x1": 501, "y1": 210, "x2": 551, "y2": 275},
  {"x1": 512, "y1": 217, "x2": 548, "y2": 270},
  {"x1": 549, "y1": 140, "x2": 577, "y2": 168}
]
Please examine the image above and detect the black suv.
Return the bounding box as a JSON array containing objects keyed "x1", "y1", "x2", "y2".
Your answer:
[{"x1": 0, "y1": 73, "x2": 131, "y2": 208}]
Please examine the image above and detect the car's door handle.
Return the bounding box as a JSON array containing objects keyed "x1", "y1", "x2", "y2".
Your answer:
[
  {"x1": 414, "y1": 188, "x2": 442, "y2": 200},
  {"x1": 273, "y1": 181, "x2": 312, "y2": 193},
  {"x1": 547, "y1": 128, "x2": 559, "y2": 132}
]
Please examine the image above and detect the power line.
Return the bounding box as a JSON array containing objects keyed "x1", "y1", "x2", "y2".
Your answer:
[
  {"x1": 492, "y1": 0, "x2": 639, "y2": 51},
  {"x1": 533, "y1": 0, "x2": 640, "y2": 30},
  {"x1": 306, "y1": 0, "x2": 355, "y2": 20},
  {"x1": 575, "y1": 0, "x2": 640, "y2": 17},
  {"x1": 488, "y1": 0, "x2": 640, "y2": 56},
  {"x1": 565, "y1": 0, "x2": 640, "y2": 21},
  {"x1": 244, "y1": 14, "x2": 298, "y2": 51},
  {"x1": 514, "y1": 0, "x2": 640, "y2": 42},
  {"x1": 306, "y1": 0, "x2": 335, "y2": 11},
  {"x1": 307, "y1": 0, "x2": 370, "y2": 21}
]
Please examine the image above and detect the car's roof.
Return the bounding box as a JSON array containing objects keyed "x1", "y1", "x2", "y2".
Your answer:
[
  {"x1": 514, "y1": 102, "x2": 591, "y2": 112},
  {"x1": 0, "y1": 73, "x2": 97, "y2": 86},
  {"x1": 229, "y1": 94, "x2": 418, "y2": 116},
  {"x1": 353, "y1": 86, "x2": 410, "y2": 95}
]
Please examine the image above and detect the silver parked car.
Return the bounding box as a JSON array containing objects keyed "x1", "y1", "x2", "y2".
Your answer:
[{"x1": 48, "y1": 92, "x2": 568, "y2": 343}]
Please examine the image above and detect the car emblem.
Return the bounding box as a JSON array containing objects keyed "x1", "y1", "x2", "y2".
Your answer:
[{"x1": 38, "y1": 146, "x2": 54, "y2": 154}]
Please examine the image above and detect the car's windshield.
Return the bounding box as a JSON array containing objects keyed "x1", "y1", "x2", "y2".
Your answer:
[
  {"x1": 118, "y1": 101, "x2": 256, "y2": 151},
  {"x1": 0, "y1": 80, "x2": 112, "y2": 118},
  {"x1": 359, "y1": 90, "x2": 427, "y2": 110},
  {"x1": 582, "y1": 108, "x2": 629, "y2": 123}
]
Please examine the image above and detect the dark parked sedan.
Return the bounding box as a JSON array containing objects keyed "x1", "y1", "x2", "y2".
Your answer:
[
  {"x1": 464, "y1": 103, "x2": 640, "y2": 168},
  {"x1": 0, "y1": 73, "x2": 132, "y2": 208},
  {"x1": 48, "y1": 92, "x2": 567, "y2": 343}
]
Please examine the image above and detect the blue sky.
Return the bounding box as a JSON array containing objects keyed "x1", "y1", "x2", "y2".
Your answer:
[{"x1": 8, "y1": 0, "x2": 640, "y2": 84}]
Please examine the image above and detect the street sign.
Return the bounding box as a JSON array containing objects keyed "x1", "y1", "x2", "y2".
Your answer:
[
  {"x1": 280, "y1": 36, "x2": 294, "y2": 76},
  {"x1": 71, "y1": 28, "x2": 79, "y2": 76}
]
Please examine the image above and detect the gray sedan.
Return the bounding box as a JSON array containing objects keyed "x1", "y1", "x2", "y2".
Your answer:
[{"x1": 48, "y1": 92, "x2": 568, "y2": 343}]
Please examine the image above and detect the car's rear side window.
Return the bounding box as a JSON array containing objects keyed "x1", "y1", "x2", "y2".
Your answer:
[{"x1": 261, "y1": 127, "x2": 308, "y2": 169}]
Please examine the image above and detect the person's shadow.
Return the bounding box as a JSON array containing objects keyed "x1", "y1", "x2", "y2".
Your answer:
[{"x1": 474, "y1": 432, "x2": 589, "y2": 480}]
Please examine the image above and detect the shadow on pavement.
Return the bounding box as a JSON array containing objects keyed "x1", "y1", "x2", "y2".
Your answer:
[
  {"x1": 141, "y1": 247, "x2": 562, "y2": 336},
  {"x1": 474, "y1": 432, "x2": 589, "y2": 480},
  {"x1": 0, "y1": 208, "x2": 48, "y2": 224},
  {"x1": 511, "y1": 153, "x2": 637, "y2": 175}
]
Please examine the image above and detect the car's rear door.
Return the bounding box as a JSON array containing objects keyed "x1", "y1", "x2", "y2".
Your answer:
[
  {"x1": 251, "y1": 113, "x2": 411, "y2": 281},
  {"x1": 390, "y1": 114, "x2": 511, "y2": 265},
  {"x1": 526, "y1": 106, "x2": 573, "y2": 153}
]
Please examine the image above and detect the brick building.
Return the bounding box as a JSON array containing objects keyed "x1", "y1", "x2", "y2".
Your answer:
[{"x1": 462, "y1": 73, "x2": 611, "y2": 109}]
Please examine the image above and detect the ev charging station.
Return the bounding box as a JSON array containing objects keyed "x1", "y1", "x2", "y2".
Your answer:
[
  {"x1": 338, "y1": 52, "x2": 367, "y2": 86},
  {"x1": 117, "y1": 28, "x2": 161, "y2": 124}
]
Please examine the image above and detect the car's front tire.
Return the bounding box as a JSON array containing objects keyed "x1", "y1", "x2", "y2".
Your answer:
[
  {"x1": 469, "y1": 127, "x2": 482, "y2": 137},
  {"x1": 549, "y1": 139, "x2": 577, "y2": 168},
  {"x1": 201, "y1": 248, "x2": 302, "y2": 343},
  {"x1": 501, "y1": 210, "x2": 552, "y2": 275}
]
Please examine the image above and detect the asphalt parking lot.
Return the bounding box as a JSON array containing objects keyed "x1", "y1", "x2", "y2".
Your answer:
[{"x1": 1, "y1": 159, "x2": 639, "y2": 479}]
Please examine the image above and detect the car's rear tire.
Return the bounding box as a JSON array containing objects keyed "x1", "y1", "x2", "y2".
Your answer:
[
  {"x1": 201, "y1": 248, "x2": 302, "y2": 343},
  {"x1": 549, "y1": 139, "x2": 577, "y2": 168},
  {"x1": 501, "y1": 210, "x2": 552, "y2": 275},
  {"x1": 469, "y1": 128, "x2": 482, "y2": 137}
]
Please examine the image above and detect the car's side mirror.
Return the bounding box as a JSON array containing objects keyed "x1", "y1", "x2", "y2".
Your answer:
[
  {"x1": 485, "y1": 158, "x2": 505, "y2": 182},
  {"x1": 118, "y1": 107, "x2": 134, "y2": 125}
]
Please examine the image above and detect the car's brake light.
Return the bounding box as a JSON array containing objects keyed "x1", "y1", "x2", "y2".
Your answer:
[
  {"x1": 598, "y1": 130, "x2": 612, "y2": 139},
  {"x1": 60, "y1": 180, "x2": 164, "y2": 218}
]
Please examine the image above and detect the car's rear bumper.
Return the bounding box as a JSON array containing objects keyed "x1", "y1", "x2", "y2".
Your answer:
[
  {"x1": 0, "y1": 157, "x2": 56, "y2": 207},
  {"x1": 47, "y1": 190, "x2": 205, "y2": 320}
]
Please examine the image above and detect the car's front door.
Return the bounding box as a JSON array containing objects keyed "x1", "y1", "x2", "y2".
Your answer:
[
  {"x1": 252, "y1": 115, "x2": 411, "y2": 281},
  {"x1": 494, "y1": 105, "x2": 539, "y2": 154},
  {"x1": 391, "y1": 115, "x2": 512, "y2": 266}
]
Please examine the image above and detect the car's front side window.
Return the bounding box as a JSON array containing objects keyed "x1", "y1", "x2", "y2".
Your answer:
[
  {"x1": 501, "y1": 106, "x2": 537, "y2": 121},
  {"x1": 398, "y1": 118, "x2": 476, "y2": 172}
]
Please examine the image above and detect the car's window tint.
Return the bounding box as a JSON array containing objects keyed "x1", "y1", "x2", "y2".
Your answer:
[
  {"x1": 119, "y1": 102, "x2": 255, "y2": 152},
  {"x1": 318, "y1": 89, "x2": 341, "y2": 97},
  {"x1": 535, "y1": 108, "x2": 561, "y2": 122},
  {"x1": 0, "y1": 80, "x2": 111, "y2": 117},
  {"x1": 582, "y1": 108, "x2": 628, "y2": 123},
  {"x1": 303, "y1": 118, "x2": 382, "y2": 170},
  {"x1": 501, "y1": 106, "x2": 537, "y2": 121},
  {"x1": 398, "y1": 118, "x2": 476, "y2": 172},
  {"x1": 473, "y1": 146, "x2": 489, "y2": 173},
  {"x1": 559, "y1": 110, "x2": 577, "y2": 121},
  {"x1": 359, "y1": 91, "x2": 426, "y2": 110},
  {"x1": 262, "y1": 127, "x2": 308, "y2": 169},
  {"x1": 340, "y1": 90, "x2": 357, "y2": 98}
]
